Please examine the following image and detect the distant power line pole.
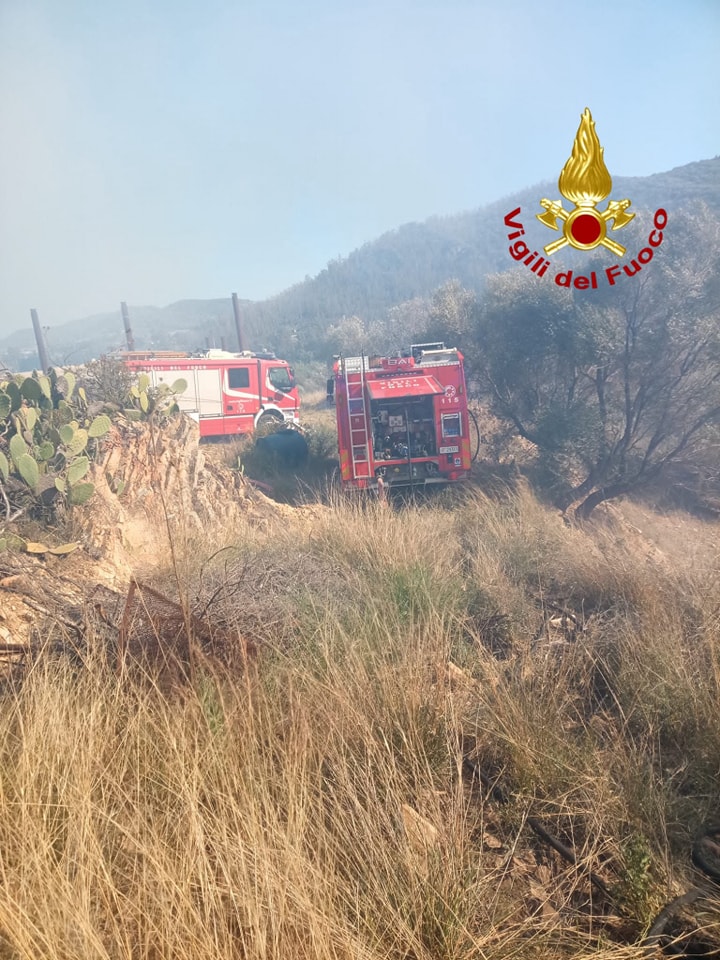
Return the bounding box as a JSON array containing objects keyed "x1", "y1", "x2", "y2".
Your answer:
[
  {"x1": 232, "y1": 293, "x2": 247, "y2": 353},
  {"x1": 30, "y1": 308, "x2": 50, "y2": 372},
  {"x1": 121, "y1": 301, "x2": 135, "y2": 350}
]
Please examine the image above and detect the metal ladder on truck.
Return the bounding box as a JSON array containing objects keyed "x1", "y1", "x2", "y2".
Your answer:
[{"x1": 343, "y1": 356, "x2": 371, "y2": 480}]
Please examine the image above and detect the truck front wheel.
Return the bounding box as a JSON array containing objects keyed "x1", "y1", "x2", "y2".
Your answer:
[{"x1": 255, "y1": 411, "x2": 284, "y2": 434}]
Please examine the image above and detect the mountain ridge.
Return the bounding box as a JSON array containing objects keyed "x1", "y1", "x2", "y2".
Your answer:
[{"x1": 2, "y1": 156, "x2": 718, "y2": 369}]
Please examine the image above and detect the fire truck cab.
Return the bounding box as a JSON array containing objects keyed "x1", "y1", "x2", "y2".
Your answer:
[
  {"x1": 333, "y1": 343, "x2": 472, "y2": 490},
  {"x1": 123, "y1": 349, "x2": 300, "y2": 438}
]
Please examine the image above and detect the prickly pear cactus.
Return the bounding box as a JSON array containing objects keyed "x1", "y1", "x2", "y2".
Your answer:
[
  {"x1": 0, "y1": 367, "x2": 114, "y2": 517},
  {"x1": 0, "y1": 361, "x2": 186, "y2": 524},
  {"x1": 126, "y1": 372, "x2": 186, "y2": 420}
]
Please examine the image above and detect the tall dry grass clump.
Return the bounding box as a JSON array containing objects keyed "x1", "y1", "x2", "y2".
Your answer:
[{"x1": 0, "y1": 487, "x2": 717, "y2": 958}]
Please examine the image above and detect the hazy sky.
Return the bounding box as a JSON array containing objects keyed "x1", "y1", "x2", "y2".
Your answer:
[{"x1": 1, "y1": 0, "x2": 718, "y2": 336}]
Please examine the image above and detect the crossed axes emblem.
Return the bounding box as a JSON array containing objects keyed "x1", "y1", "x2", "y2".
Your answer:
[{"x1": 537, "y1": 198, "x2": 635, "y2": 257}]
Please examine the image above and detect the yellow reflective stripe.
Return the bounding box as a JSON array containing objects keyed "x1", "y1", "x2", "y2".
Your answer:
[{"x1": 340, "y1": 451, "x2": 351, "y2": 480}]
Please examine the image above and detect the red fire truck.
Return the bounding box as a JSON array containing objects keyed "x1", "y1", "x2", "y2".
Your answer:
[
  {"x1": 332, "y1": 343, "x2": 473, "y2": 490},
  {"x1": 123, "y1": 349, "x2": 300, "y2": 438}
]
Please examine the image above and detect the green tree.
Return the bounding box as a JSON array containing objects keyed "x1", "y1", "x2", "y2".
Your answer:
[
  {"x1": 425, "y1": 280, "x2": 477, "y2": 351},
  {"x1": 380, "y1": 297, "x2": 432, "y2": 352},
  {"x1": 324, "y1": 315, "x2": 367, "y2": 357},
  {"x1": 475, "y1": 207, "x2": 720, "y2": 518}
]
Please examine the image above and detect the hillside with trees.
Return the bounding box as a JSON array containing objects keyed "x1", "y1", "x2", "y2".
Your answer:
[
  {"x1": 225, "y1": 157, "x2": 720, "y2": 359},
  {"x1": 458, "y1": 205, "x2": 720, "y2": 517},
  {"x1": 1, "y1": 157, "x2": 718, "y2": 370}
]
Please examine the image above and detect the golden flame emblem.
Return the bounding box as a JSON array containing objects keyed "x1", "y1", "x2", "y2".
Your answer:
[{"x1": 537, "y1": 108, "x2": 634, "y2": 256}]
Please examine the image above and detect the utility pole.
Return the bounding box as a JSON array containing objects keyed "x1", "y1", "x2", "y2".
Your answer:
[
  {"x1": 120, "y1": 301, "x2": 135, "y2": 351},
  {"x1": 231, "y1": 293, "x2": 247, "y2": 353},
  {"x1": 30, "y1": 309, "x2": 50, "y2": 372}
]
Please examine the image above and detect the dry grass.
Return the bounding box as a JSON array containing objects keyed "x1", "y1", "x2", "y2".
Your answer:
[{"x1": 0, "y1": 488, "x2": 717, "y2": 958}]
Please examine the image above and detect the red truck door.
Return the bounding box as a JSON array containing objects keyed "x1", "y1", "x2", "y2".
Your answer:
[{"x1": 222, "y1": 362, "x2": 260, "y2": 432}]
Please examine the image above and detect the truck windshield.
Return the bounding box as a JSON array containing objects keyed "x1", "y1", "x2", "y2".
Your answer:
[{"x1": 269, "y1": 367, "x2": 294, "y2": 391}]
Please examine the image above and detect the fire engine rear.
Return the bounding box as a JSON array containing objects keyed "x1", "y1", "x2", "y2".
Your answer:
[
  {"x1": 332, "y1": 343, "x2": 473, "y2": 490},
  {"x1": 123, "y1": 349, "x2": 299, "y2": 439}
]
